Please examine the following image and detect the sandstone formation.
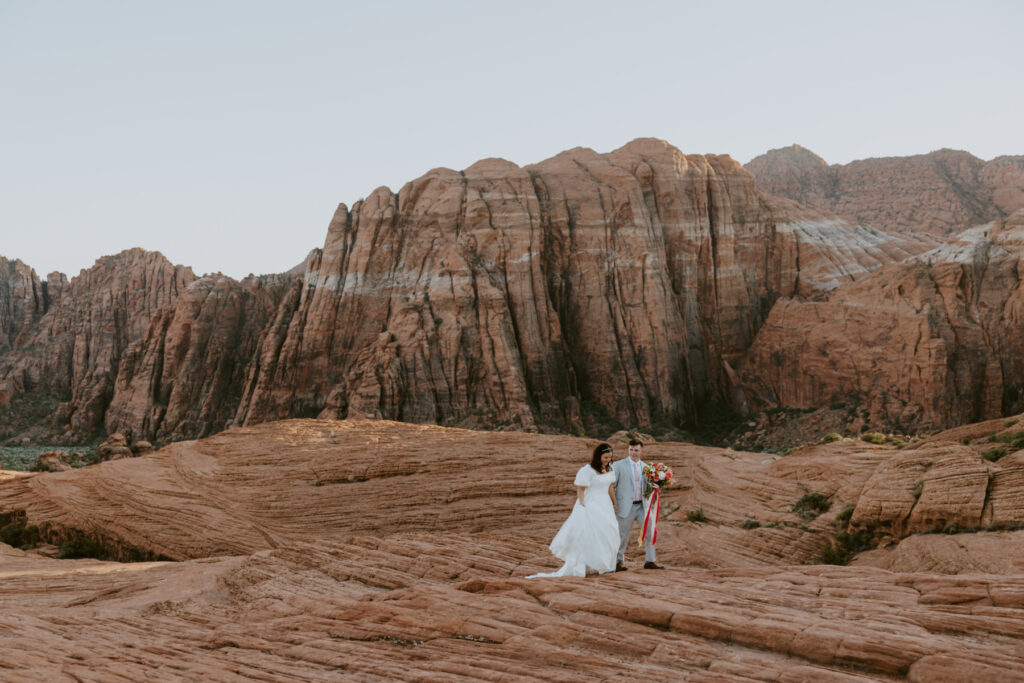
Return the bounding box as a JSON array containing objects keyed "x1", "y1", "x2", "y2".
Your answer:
[
  {"x1": 747, "y1": 145, "x2": 1024, "y2": 236},
  {"x1": 3, "y1": 418, "x2": 1024, "y2": 679},
  {"x1": 235, "y1": 139, "x2": 925, "y2": 437},
  {"x1": 28, "y1": 451, "x2": 73, "y2": 473},
  {"x1": 0, "y1": 257, "x2": 62, "y2": 355},
  {"x1": 0, "y1": 249, "x2": 300, "y2": 443},
  {"x1": 739, "y1": 210, "x2": 1024, "y2": 433},
  {"x1": 1, "y1": 140, "x2": 931, "y2": 444}
]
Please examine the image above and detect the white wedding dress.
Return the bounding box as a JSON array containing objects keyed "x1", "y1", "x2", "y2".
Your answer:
[{"x1": 528, "y1": 465, "x2": 619, "y2": 577}]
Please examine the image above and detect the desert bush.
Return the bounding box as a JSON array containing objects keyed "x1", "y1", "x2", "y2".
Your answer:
[
  {"x1": 821, "y1": 527, "x2": 877, "y2": 565},
  {"x1": 58, "y1": 536, "x2": 107, "y2": 559},
  {"x1": 686, "y1": 507, "x2": 707, "y2": 523},
  {"x1": 0, "y1": 522, "x2": 40, "y2": 549},
  {"x1": 793, "y1": 492, "x2": 830, "y2": 519},
  {"x1": 983, "y1": 447, "x2": 1008, "y2": 462},
  {"x1": 994, "y1": 432, "x2": 1024, "y2": 450},
  {"x1": 822, "y1": 432, "x2": 843, "y2": 443},
  {"x1": 833, "y1": 505, "x2": 854, "y2": 528},
  {"x1": 860, "y1": 432, "x2": 888, "y2": 445},
  {"x1": 742, "y1": 518, "x2": 760, "y2": 529}
]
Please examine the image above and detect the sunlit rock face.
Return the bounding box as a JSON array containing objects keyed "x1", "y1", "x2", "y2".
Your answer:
[
  {"x1": 747, "y1": 145, "x2": 1024, "y2": 237},
  {"x1": 233, "y1": 138, "x2": 925, "y2": 435},
  {"x1": 739, "y1": 211, "x2": 1024, "y2": 432},
  {"x1": 0, "y1": 140, "x2": 934, "y2": 442}
]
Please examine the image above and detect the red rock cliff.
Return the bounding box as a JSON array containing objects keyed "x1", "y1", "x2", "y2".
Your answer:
[
  {"x1": 739, "y1": 210, "x2": 1024, "y2": 432},
  {"x1": 0, "y1": 140, "x2": 929, "y2": 442},
  {"x1": 747, "y1": 146, "x2": 1024, "y2": 236},
  {"x1": 234, "y1": 139, "x2": 924, "y2": 434}
]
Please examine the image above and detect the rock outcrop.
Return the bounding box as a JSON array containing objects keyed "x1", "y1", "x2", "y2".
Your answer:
[
  {"x1": 0, "y1": 257, "x2": 60, "y2": 355},
  {"x1": 3, "y1": 418, "x2": 1024, "y2": 679},
  {"x1": 747, "y1": 145, "x2": 1024, "y2": 236},
  {"x1": 0, "y1": 249, "x2": 300, "y2": 442},
  {"x1": 28, "y1": 451, "x2": 73, "y2": 472},
  {"x1": 738, "y1": 210, "x2": 1024, "y2": 433},
  {"x1": 235, "y1": 139, "x2": 927, "y2": 436},
  {"x1": 0, "y1": 249, "x2": 197, "y2": 440},
  {"x1": 1, "y1": 140, "x2": 930, "y2": 443}
]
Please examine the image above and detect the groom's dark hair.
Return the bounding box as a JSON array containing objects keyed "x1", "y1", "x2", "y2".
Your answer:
[
  {"x1": 628, "y1": 438, "x2": 643, "y2": 447},
  {"x1": 590, "y1": 443, "x2": 613, "y2": 473}
]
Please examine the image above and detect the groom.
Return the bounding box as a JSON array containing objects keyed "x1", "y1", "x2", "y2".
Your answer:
[{"x1": 612, "y1": 439, "x2": 662, "y2": 570}]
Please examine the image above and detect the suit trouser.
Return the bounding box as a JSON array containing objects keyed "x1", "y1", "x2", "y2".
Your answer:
[{"x1": 617, "y1": 501, "x2": 656, "y2": 564}]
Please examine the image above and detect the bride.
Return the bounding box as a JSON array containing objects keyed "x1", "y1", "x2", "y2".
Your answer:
[{"x1": 528, "y1": 443, "x2": 619, "y2": 577}]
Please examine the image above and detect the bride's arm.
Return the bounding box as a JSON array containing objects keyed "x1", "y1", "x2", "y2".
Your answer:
[
  {"x1": 576, "y1": 486, "x2": 586, "y2": 507},
  {"x1": 608, "y1": 484, "x2": 617, "y2": 513}
]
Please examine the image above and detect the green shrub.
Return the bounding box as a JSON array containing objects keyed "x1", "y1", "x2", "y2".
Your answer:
[
  {"x1": 686, "y1": 507, "x2": 707, "y2": 523},
  {"x1": 833, "y1": 505, "x2": 854, "y2": 528},
  {"x1": 913, "y1": 479, "x2": 924, "y2": 500},
  {"x1": 1005, "y1": 419, "x2": 1019, "y2": 428},
  {"x1": 793, "y1": 492, "x2": 831, "y2": 519},
  {"x1": 983, "y1": 447, "x2": 1008, "y2": 462},
  {"x1": 994, "y1": 432, "x2": 1024, "y2": 449},
  {"x1": 742, "y1": 518, "x2": 760, "y2": 529},
  {"x1": 58, "y1": 536, "x2": 107, "y2": 559},
  {"x1": 821, "y1": 527, "x2": 878, "y2": 565},
  {"x1": 861, "y1": 432, "x2": 888, "y2": 445},
  {"x1": 0, "y1": 523, "x2": 40, "y2": 549},
  {"x1": 822, "y1": 433, "x2": 843, "y2": 443}
]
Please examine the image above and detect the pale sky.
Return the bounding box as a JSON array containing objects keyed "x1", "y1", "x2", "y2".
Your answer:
[{"x1": 2, "y1": 1, "x2": 1021, "y2": 280}]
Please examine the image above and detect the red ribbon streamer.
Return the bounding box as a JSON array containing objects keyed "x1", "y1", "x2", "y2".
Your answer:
[{"x1": 641, "y1": 488, "x2": 659, "y2": 546}]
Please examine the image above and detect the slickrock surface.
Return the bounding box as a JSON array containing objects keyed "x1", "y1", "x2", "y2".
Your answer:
[
  {"x1": 739, "y1": 210, "x2": 1024, "y2": 433},
  {"x1": 747, "y1": 145, "x2": 1024, "y2": 236},
  {"x1": 1, "y1": 139, "x2": 930, "y2": 444},
  {"x1": 3, "y1": 419, "x2": 1024, "y2": 680}
]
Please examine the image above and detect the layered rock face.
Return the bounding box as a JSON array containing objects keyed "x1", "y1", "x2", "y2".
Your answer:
[
  {"x1": 235, "y1": 139, "x2": 926, "y2": 435},
  {"x1": 0, "y1": 257, "x2": 61, "y2": 355},
  {"x1": 3, "y1": 418, "x2": 1024, "y2": 679},
  {"x1": 747, "y1": 145, "x2": 1024, "y2": 236},
  {"x1": 2, "y1": 139, "x2": 926, "y2": 443},
  {"x1": 739, "y1": 211, "x2": 1024, "y2": 432},
  {"x1": 0, "y1": 249, "x2": 197, "y2": 439}
]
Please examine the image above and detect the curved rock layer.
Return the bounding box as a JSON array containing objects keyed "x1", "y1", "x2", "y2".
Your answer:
[
  {"x1": 3, "y1": 419, "x2": 1024, "y2": 679},
  {"x1": 0, "y1": 139, "x2": 928, "y2": 442},
  {"x1": 747, "y1": 145, "x2": 1024, "y2": 236},
  {"x1": 739, "y1": 211, "x2": 1024, "y2": 432}
]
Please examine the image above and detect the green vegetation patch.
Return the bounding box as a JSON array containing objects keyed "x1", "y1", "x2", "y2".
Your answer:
[
  {"x1": 686, "y1": 507, "x2": 707, "y2": 523},
  {"x1": 983, "y1": 447, "x2": 1008, "y2": 462},
  {"x1": 793, "y1": 492, "x2": 831, "y2": 519}
]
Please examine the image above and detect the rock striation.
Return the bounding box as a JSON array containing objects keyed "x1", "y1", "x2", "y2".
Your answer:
[
  {"x1": 0, "y1": 257, "x2": 60, "y2": 355},
  {"x1": 747, "y1": 145, "x2": 1024, "y2": 236},
  {"x1": 738, "y1": 210, "x2": 1024, "y2": 432},
  {"x1": 3, "y1": 418, "x2": 1024, "y2": 679},
  {"x1": 1, "y1": 140, "x2": 929, "y2": 443},
  {"x1": 235, "y1": 139, "x2": 926, "y2": 436}
]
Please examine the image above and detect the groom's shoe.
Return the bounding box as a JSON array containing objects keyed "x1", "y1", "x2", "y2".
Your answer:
[
  {"x1": 615, "y1": 562, "x2": 628, "y2": 572},
  {"x1": 643, "y1": 561, "x2": 664, "y2": 570}
]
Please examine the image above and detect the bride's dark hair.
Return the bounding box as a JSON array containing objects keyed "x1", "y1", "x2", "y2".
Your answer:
[{"x1": 590, "y1": 443, "x2": 613, "y2": 473}]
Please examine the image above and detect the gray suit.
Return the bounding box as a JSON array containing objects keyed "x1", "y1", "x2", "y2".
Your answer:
[{"x1": 611, "y1": 457, "x2": 656, "y2": 565}]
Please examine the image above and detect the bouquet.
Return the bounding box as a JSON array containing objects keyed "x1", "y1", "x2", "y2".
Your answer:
[
  {"x1": 639, "y1": 463, "x2": 672, "y2": 546},
  {"x1": 642, "y1": 463, "x2": 673, "y2": 494}
]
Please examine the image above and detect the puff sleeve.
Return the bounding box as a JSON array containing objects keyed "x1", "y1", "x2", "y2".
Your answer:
[{"x1": 573, "y1": 465, "x2": 593, "y2": 488}]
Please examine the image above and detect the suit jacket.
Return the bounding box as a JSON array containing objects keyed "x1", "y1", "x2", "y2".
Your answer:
[{"x1": 612, "y1": 457, "x2": 649, "y2": 519}]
